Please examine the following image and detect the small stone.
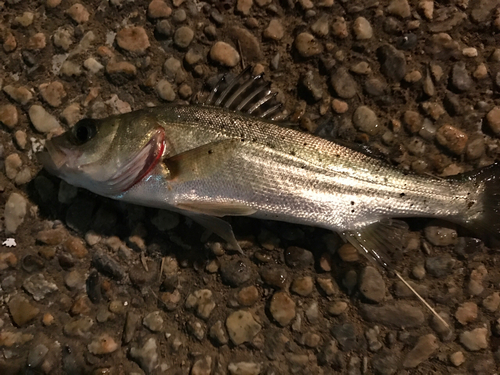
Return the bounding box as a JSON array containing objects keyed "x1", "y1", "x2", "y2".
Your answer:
[
  {"x1": 332, "y1": 17, "x2": 348, "y2": 38},
  {"x1": 92, "y1": 250, "x2": 126, "y2": 281},
  {"x1": 311, "y1": 15, "x2": 329, "y2": 37},
  {"x1": 264, "y1": 19, "x2": 284, "y2": 40},
  {"x1": 185, "y1": 289, "x2": 216, "y2": 320},
  {"x1": 360, "y1": 303, "x2": 424, "y2": 328},
  {"x1": 353, "y1": 17, "x2": 373, "y2": 39},
  {"x1": 27, "y1": 33, "x2": 46, "y2": 50},
  {"x1": 353, "y1": 106, "x2": 381, "y2": 136},
  {"x1": 387, "y1": 0, "x2": 411, "y2": 18},
  {"x1": 61, "y1": 60, "x2": 82, "y2": 77},
  {"x1": 28, "y1": 343, "x2": 49, "y2": 368},
  {"x1": 359, "y1": 266, "x2": 386, "y2": 303},
  {"x1": 463, "y1": 47, "x2": 478, "y2": 57},
  {"x1": 3, "y1": 32, "x2": 17, "y2": 52},
  {"x1": 331, "y1": 323, "x2": 357, "y2": 351},
  {"x1": 174, "y1": 26, "x2": 194, "y2": 48},
  {"x1": 260, "y1": 266, "x2": 288, "y2": 289},
  {"x1": 8, "y1": 295, "x2": 40, "y2": 326},
  {"x1": 191, "y1": 356, "x2": 212, "y2": 375},
  {"x1": 328, "y1": 301, "x2": 348, "y2": 316},
  {"x1": 65, "y1": 270, "x2": 85, "y2": 290},
  {"x1": 39, "y1": 82, "x2": 66, "y2": 107},
  {"x1": 209, "y1": 320, "x2": 228, "y2": 346},
  {"x1": 291, "y1": 276, "x2": 314, "y2": 296},
  {"x1": 0, "y1": 104, "x2": 18, "y2": 129},
  {"x1": 295, "y1": 32, "x2": 323, "y2": 58},
  {"x1": 228, "y1": 362, "x2": 261, "y2": 375},
  {"x1": 403, "y1": 110, "x2": 422, "y2": 133},
  {"x1": 237, "y1": 286, "x2": 259, "y2": 306},
  {"x1": 316, "y1": 277, "x2": 338, "y2": 296},
  {"x1": 270, "y1": 292, "x2": 296, "y2": 326},
  {"x1": 483, "y1": 293, "x2": 500, "y2": 312},
  {"x1": 14, "y1": 130, "x2": 27, "y2": 149},
  {"x1": 29, "y1": 105, "x2": 62, "y2": 134},
  {"x1": 5, "y1": 153, "x2": 22, "y2": 180},
  {"x1": 226, "y1": 310, "x2": 261, "y2": 345},
  {"x1": 236, "y1": 0, "x2": 253, "y2": 15},
  {"x1": 220, "y1": 259, "x2": 252, "y2": 287},
  {"x1": 64, "y1": 237, "x2": 88, "y2": 258},
  {"x1": 460, "y1": 327, "x2": 489, "y2": 351},
  {"x1": 67, "y1": 3, "x2": 90, "y2": 23},
  {"x1": 143, "y1": 311, "x2": 164, "y2": 332},
  {"x1": 187, "y1": 318, "x2": 206, "y2": 341},
  {"x1": 331, "y1": 67, "x2": 358, "y2": 99},
  {"x1": 88, "y1": 334, "x2": 118, "y2": 354},
  {"x1": 421, "y1": 102, "x2": 445, "y2": 120},
  {"x1": 15, "y1": 12, "x2": 34, "y2": 27},
  {"x1": 455, "y1": 302, "x2": 478, "y2": 325},
  {"x1": 3, "y1": 85, "x2": 33, "y2": 105},
  {"x1": 53, "y1": 28, "x2": 73, "y2": 51},
  {"x1": 23, "y1": 273, "x2": 58, "y2": 301},
  {"x1": 4, "y1": 192, "x2": 27, "y2": 234},
  {"x1": 451, "y1": 62, "x2": 473, "y2": 91},
  {"x1": 130, "y1": 338, "x2": 158, "y2": 374},
  {"x1": 436, "y1": 124, "x2": 468, "y2": 155},
  {"x1": 404, "y1": 70, "x2": 422, "y2": 83},
  {"x1": 84, "y1": 58, "x2": 104, "y2": 74},
  {"x1": 377, "y1": 45, "x2": 406, "y2": 82},
  {"x1": 210, "y1": 41, "x2": 240, "y2": 67},
  {"x1": 156, "y1": 79, "x2": 176, "y2": 101},
  {"x1": 285, "y1": 246, "x2": 314, "y2": 269},
  {"x1": 0, "y1": 253, "x2": 17, "y2": 271},
  {"x1": 148, "y1": 0, "x2": 172, "y2": 18},
  {"x1": 106, "y1": 60, "x2": 137, "y2": 82},
  {"x1": 301, "y1": 70, "x2": 323, "y2": 101},
  {"x1": 425, "y1": 255, "x2": 455, "y2": 278},
  {"x1": 474, "y1": 63, "x2": 488, "y2": 79},
  {"x1": 305, "y1": 301, "x2": 319, "y2": 323},
  {"x1": 419, "y1": 0, "x2": 434, "y2": 19},
  {"x1": 486, "y1": 107, "x2": 500, "y2": 135},
  {"x1": 116, "y1": 27, "x2": 150, "y2": 54},
  {"x1": 403, "y1": 334, "x2": 439, "y2": 368},
  {"x1": 332, "y1": 99, "x2": 349, "y2": 114},
  {"x1": 449, "y1": 351, "x2": 465, "y2": 367}
]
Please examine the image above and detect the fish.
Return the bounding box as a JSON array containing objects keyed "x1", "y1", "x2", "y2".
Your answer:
[{"x1": 38, "y1": 69, "x2": 500, "y2": 272}]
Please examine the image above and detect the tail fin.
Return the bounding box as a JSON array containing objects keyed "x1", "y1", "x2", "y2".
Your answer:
[{"x1": 458, "y1": 162, "x2": 500, "y2": 240}]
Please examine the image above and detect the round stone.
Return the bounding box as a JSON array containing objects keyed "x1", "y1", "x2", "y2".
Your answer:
[
  {"x1": 226, "y1": 310, "x2": 261, "y2": 345},
  {"x1": 0, "y1": 104, "x2": 18, "y2": 129},
  {"x1": 174, "y1": 26, "x2": 194, "y2": 48},
  {"x1": 116, "y1": 27, "x2": 150, "y2": 54},
  {"x1": 269, "y1": 292, "x2": 296, "y2": 326},
  {"x1": 295, "y1": 32, "x2": 323, "y2": 57},
  {"x1": 66, "y1": 3, "x2": 90, "y2": 23},
  {"x1": 353, "y1": 17, "x2": 373, "y2": 39},
  {"x1": 353, "y1": 106, "x2": 381, "y2": 135},
  {"x1": 148, "y1": 0, "x2": 172, "y2": 18},
  {"x1": 210, "y1": 41, "x2": 240, "y2": 67},
  {"x1": 39, "y1": 81, "x2": 66, "y2": 107}
]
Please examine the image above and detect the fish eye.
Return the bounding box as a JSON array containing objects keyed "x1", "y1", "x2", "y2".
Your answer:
[{"x1": 71, "y1": 119, "x2": 97, "y2": 145}]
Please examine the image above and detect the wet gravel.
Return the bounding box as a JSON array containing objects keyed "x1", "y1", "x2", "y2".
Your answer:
[{"x1": 2, "y1": 0, "x2": 500, "y2": 374}]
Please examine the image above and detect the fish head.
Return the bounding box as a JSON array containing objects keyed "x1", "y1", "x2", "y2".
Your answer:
[{"x1": 38, "y1": 113, "x2": 166, "y2": 197}]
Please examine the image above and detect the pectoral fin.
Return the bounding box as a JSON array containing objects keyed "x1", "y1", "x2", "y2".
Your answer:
[
  {"x1": 340, "y1": 219, "x2": 409, "y2": 270},
  {"x1": 186, "y1": 212, "x2": 243, "y2": 254},
  {"x1": 164, "y1": 139, "x2": 239, "y2": 183}
]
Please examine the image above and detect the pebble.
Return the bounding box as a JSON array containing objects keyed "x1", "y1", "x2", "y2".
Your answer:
[
  {"x1": 143, "y1": 311, "x2": 164, "y2": 332},
  {"x1": 486, "y1": 107, "x2": 500, "y2": 135},
  {"x1": 130, "y1": 337, "x2": 158, "y2": 373},
  {"x1": 228, "y1": 362, "x2": 261, "y2": 375},
  {"x1": 285, "y1": 246, "x2": 314, "y2": 269},
  {"x1": 226, "y1": 310, "x2": 261, "y2": 345},
  {"x1": 331, "y1": 67, "x2": 358, "y2": 99},
  {"x1": 332, "y1": 17, "x2": 348, "y2": 38},
  {"x1": 403, "y1": 334, "x2": 439, "y2": 368},
  {"x1": 404, "y1": 70, "x2": 422, "y2": 83},
  {"x1": 305, "y1": 301, "x2": 319, "y2": 323},
  {"x1": 311, "y1": 15, "x2": 329, "y2": 37},
  {"x1": 63, "y1": 237, "x2": 88, "y2": 258},
  {"x1": 191, "y1": 356, "x2": 212, "y2": 375},
  {"x1": 60, "y1": 60, "x2": 82, "y2": 77},
  {"x1": 474, "y1": 63, "x2": 488, "y2": 79},
  {"x1": 156, "y1": 79, "x2": 176, "y2": 101},
  {"x1": 88, "y1": 334, "x2": 118, "y2": 354},
  {"x1": 3, "y1": 85, "x2": 33, "y2": 105},
  {"x1": 156, "y1": 19, "x2": 172, "y2": 37},
  {"x1": 83, "y1": 57, "x2": 104, "y2": 73},
  {"x1": 295, "y1": 32, "x2": 323, "y2": 58},
  {"x1": 425, "y1": 255, "x2": 455, "y2": 278},
  {"x1": 236, "y1": 0, "x2": 253, "y2": 15},
  {"x1": 123, "y1": 311, "x2": 140, "y2": 344},
  {"x1": 353, "y1": 106, "x2": 381, "y2": 136},
  {"x1": 27, "y1": 33, "x2": 46, "y2": 50},
  {"x1": 28, "y1": 343, "x2": 49, "y2": 368},
  {"x1": 4, "y1": 192, "x2": 27, "y2": 234},
  {"x1": 29, "y1": 105, "x2": 62, "y2": 134},
  {"x1": 5, "y1": 153, "x2": 22, "y2": 180},
  {"x1": 387, "y1": 0, "x2": 411, "y2": 18},
  {"x1": 23, "y1": 273, "x2": 58, "y2": 301},
  {"x1": 210, "y1": 41, "x2": 240, "y2": 67},
  {"x1": 237, "y1": 285, "x2": 259, "y2": 306},
  {"x1": 436, "y1": 124, "x2": 468, "y2": 155},
  {"x1": 92, "y1": 250, "x2": 126, "y2": 280},
  {"x1": 260, "y1": 266, "x2": 288, "y2": 289},
  {"x1": 451, "y1": 62, "x2": 473, "y2": 91},
  {"x1": 377, "y1": 45, "x2": 406, "y2": 82},
  {"x1": 15, "y1": 11, "x2": 34, "y2": 27},
  {"x1": 0, "y1": 104, "x2": 18, "y2": 128},
  {"x1": 174, "y1": 26, "x2": 194, "y2": 48},
  {"x1": 264, "y1": 19, "x2": 284, "y2": 40},
  {"x1": 483, "y1": 292, "x2": 500, "y2": 312},
  {"x1": 0, "y1": 253, "x2": 17, "y2": 271},
  {"x1": 39, "y1": 81, "x2": 66, "y2": 107},
  {"x1": 209, "y1": 320, "x2": 228, "y2": 345},
  {"x1": 220, "y1": 259, "x2": 252, "y2": 286},
  {"x1": 65, "y1": 270, "x2": 85, "y2": 290},
  {"x1": 455, "y1": 302, "x2": 478, "y2": 325},
  {"x1": 460, "y1": 327, "x2": 489, "y2": 351},
  {"x1": 359, "y1": 266, "x2": 386, "y2": 302},
  {"x1": 332, "y1": 99, "x2": 349, "y2": 114},
  {"x1": 463, "y1": 47, "x2": 478, "y2": 57},
  {"x1": 148, "y1": 0, "x2": 172, "y2": 18},
  {"x1": 270, "y1": 292, "x2": 296, "y2": 326},
  {"x1": 53, "y1": 28, "x2": 73, "y2": 51},
  {"x1": 365, "y1": 327, "x2": 383, "y2": 352},
  {"x1": 316, "y1": 277, "x2": 338, "y2": 296},
  {"x1": 8, "y1": 295, "x2": 40, "y2": 326},
  {"x1": 67, "y1": 3, "x2": 90, "y2": 23},
  {"x1": 360, "y1": 303, "x2": 424, "y2": 328},
  {"x1": 291, "y1": 276, "x2": 314, "y2": 296},
  {"x1": 449, "y1": 351, "x2": 465, "y2": 367},
  {"x1": 419, "y1": 0, "x2": 434, "y2": 20},
  {"x1": 116, "y1": 27, "x2": 150, "y2": 54},
  {"x1": 187, "y1": 318, "x2": 206, "y2": 341},
  {"x1": 353, "y1": 17, "x2": 373, "y2": 40},
  {"x1": 14, "y1": 130, "x2": 27, "y2": 149},
  {"x1": 185, "y1": 289, "x2": 216, "y2": 320},
  {"x1": 331, "y1": 323, "x2": 357, "y2": 351}
]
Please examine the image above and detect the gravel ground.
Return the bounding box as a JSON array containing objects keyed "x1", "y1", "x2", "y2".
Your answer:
[{"x1": 1, "y1": 0, "x2": 500, "y2": 374}]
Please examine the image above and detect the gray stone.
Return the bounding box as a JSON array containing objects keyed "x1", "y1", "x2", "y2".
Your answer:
[
  {"x1": 23, "y1": 273, "x2": 58, "y2": 301},
  {"x1": 403, "y1": 334, "x2": 439, "y2": 368},
  {"x1": 377, "y1": 45, "x2": 406, "y2": 82},
  {"x1": 359, "y1": 266, "x2": 386, "y2": 303},
  {"x1": 360, "y1": 303, "x2": 424, "y2": 328},
  {"x1": 130, "y1": 337, "x2": 158, "y2": 374},
  {"x1": 331, "y1": 68, "x2": 358, "y2": 99},
  {"x1": 4, "y1": 192, "x2": 27, "y2": 234},
  {"x1": 226, "y1": 310, "x2": 261, "y2": 345},
  {"x1": 353, "y1": 106, "x2": 381, "y2": 135}
]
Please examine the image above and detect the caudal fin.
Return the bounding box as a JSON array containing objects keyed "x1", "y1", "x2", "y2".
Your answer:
[{"x1": 460, "y1": 162, "x2": 500, "y2": 239}]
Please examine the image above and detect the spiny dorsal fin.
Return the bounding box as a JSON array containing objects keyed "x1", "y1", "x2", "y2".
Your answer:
[{"x1": 199, "y1": 67, "x2": 284, "y2": 121}]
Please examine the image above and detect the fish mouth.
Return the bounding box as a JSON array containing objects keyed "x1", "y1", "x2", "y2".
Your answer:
[{"x1": 37, "y1": 137, "x2": 79, "y2": 176}]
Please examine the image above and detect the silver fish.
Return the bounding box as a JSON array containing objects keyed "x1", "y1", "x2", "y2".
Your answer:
[{"x1": 38, "y1": 73, "x2": 500, "y2": 269}]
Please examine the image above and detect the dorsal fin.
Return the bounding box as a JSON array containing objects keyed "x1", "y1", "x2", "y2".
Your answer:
[{"x1": 199, "y1": 67, "x2": 285, "y2": 121}]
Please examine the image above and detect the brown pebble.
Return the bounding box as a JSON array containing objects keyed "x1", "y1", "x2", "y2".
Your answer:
[
  {"x1": 3, "y1": 32, "x2": 17, "y2": 52},
  {"x1": 36, "y1": 228, "x2": 66, "y2": 245},
  {"x1": 263, "y1": 19, "x2": 284, "y2": 40},
  {"x1": 486, "y1": 107, "x2": 500, "y2": 135},
  {"x1": 403, "y1": 110, "x2": 422, "y2": 133},
  {"x1": 42, "y1": 313, "x2": 55, "y2": 326},
  {"x1": 27, "y1": 33, "x2": 46, "y2": 50},
  {"x1": 436, "y1": 124, "x2": 468, "y2": 155},
  {"x1": 8, "y1": 295, "x2": 40, "y2": 326},
  {"x1": 0, "y1": 104, "x2": 18, "y2": 129},
  {"x1": 237, "y1": 286, "x2": 259, "y2": 307},
  {"x1": 455, "y1": 301, "x2": 478, "y2": 325},
  {"x1": 66, "y1": 3, "x2": 90, "y2": 23},
  {"x1": 332, "y1": 99, "x2": 348, "y2": 114},
  {"x1": 106, "y1": 60, "x2": 137, "y2": 76},
  {"x1": 116, "y1": 27, "x2": 150, "y2": 54},
  {"x1": 338, "y1": 243, "x2": 359, "y2": 262},
  {"x1": 71, "y1": 295, "x2": 92, "y2": 316},
  {"x1": 39, "y1": 82, "x2": 67, "y2": 107},
  {"x1": 64, "y1": 237, "x2": 88, "y2": 258},
  {"x1": 46, "y1": 0, "x2": 61, "y2": 7},
  {"x1": 148, "y1": 0, "x2": 172, "y2": 18}
]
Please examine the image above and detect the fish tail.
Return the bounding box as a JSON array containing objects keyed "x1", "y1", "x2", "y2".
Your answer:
[{"x1": 459, "y1": 162, "x2": 500, "y2": 239}]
